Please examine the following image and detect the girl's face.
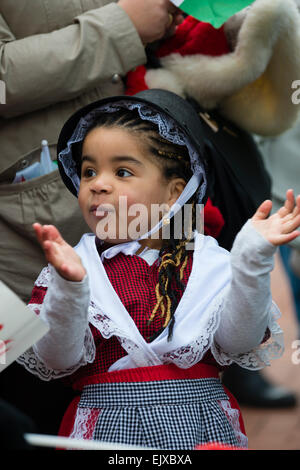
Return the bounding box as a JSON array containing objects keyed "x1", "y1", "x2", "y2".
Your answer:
[{"x1": 78, "y1": 126, "x2": 185, "y2": 246}]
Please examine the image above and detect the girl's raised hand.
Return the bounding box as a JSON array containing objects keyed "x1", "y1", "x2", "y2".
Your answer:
[
  {"x1": 251, "y1": 189, "x2": 300, "y2": 246},
  {"x1": 33, "y1": 223, "x2": 86, "y2": 282}
]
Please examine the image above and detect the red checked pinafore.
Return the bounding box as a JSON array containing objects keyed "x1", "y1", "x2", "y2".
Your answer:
[{"x1": 28, "y1": 247, "x2": 247, "y2": 449}]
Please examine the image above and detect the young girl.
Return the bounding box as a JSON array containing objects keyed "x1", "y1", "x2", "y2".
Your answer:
[{"x1": 18, "y1": 89, "x2": 300, "y2": 450}]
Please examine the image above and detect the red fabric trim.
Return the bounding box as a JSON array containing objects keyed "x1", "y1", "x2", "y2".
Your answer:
[
  {"x1": 195, "y1": 443, "x2": 246, "y2": 450},
  {"x1": 58, "y1": 395, "x2": 80, "y2": 438},
  {"x1": 204, "y1": 197, "x2": 225, "y2": 238},
  {"x1": 72, "y1": 362, "x2": 219, "y2": 389},
  {"x1": 223, "y1": 385, "x2": 246, "y2": 436},
  {"x1": 126, "y1": 65, "x2": 148, "y2": 96},
  {"x1": 157, "y1": 17, "x2": 230, "y2": 58},
  {"x1": 28, "y1": 285, "x2": 47, "y2": 308}
]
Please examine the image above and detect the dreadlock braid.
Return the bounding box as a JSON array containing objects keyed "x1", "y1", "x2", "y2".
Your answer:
[
  {"x1": 151, "y1": 204, "x2": 197, "y2": 341},
  {"x1": 76, "y1": 108, "x2": 199, "y2": 342},
  {"x1": 145, "y1": 128, "x2": 198, "y2": 341}
]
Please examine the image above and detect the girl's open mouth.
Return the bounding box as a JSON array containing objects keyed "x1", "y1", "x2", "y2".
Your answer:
[{"x1": 90, "y1": 204, "x2": 115, "y2": 217}]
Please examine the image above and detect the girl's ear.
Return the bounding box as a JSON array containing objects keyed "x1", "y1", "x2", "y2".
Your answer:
[{"x1": 167, "y1": 178, "x2": 186, "y2": 207}]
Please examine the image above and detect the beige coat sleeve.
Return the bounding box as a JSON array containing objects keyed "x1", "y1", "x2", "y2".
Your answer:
[{"x1": 0, "y1": 3, "x2": 146, "y2": 118}]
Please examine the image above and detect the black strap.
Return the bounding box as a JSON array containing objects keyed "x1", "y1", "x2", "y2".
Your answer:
[{"x1": 187, "y1": 98, "x2": 271, "y2": 249}]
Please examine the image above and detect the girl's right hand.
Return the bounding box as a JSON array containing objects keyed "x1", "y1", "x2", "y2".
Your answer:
[{"x1": 33, "y1": 223, "x2": 86, "y2": 282}]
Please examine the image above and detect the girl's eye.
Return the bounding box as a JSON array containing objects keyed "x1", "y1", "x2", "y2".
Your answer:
[
  {"x1": 117, "y1": 168, "x2": 132, "y2": 178},
  {"x1": 83, "y1": 168, "x2": 96, "y2": 178}
]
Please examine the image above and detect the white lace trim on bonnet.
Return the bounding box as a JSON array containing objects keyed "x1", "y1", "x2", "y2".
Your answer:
[{"x1": 58, "y1": 100, "x2": 207, "y2": 231}]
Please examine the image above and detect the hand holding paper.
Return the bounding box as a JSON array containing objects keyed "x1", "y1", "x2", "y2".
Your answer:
[{"x1": 0, "y1": 282, "x2": 49, "y2": 373}]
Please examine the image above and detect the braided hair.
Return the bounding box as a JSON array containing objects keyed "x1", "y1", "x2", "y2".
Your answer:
[{"x1": 74, "y1": 108, "x2": 200, "y2": 341}]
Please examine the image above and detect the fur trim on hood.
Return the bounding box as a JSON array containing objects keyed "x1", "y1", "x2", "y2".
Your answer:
[{"x1": 128, "y1": 0, "x2": 300, "y2": 136}]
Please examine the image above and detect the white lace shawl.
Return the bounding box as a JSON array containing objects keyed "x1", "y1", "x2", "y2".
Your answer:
[{"x1": 17, "y1": 223, "x2": 284, "y2": 381}]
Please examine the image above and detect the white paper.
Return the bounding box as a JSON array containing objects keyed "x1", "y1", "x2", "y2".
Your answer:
[
  {"x1": 24, "y1": 433, "x2": 154, "y2": 450},
  {"x1": 0, "y1": 281, "x2": 49, "y2": 372}
]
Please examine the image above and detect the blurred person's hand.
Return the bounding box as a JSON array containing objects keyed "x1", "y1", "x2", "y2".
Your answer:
[{"x1": 118, "y1": 0, "x2": 184, "y2": 45}]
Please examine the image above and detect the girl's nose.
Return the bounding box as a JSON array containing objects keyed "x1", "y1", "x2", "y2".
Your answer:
[{"x1": 90, "y1": 174, "x2": 113, "y2": 193}]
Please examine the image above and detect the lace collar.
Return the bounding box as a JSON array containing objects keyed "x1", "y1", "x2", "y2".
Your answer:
[{"x1": 96, "y1": 237, "x2": 141, "y2": 261}]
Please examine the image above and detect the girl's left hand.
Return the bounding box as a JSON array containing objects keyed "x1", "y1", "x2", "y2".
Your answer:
[{"x1": 251, "y1": 189, "x2": 300, "y2": 246}]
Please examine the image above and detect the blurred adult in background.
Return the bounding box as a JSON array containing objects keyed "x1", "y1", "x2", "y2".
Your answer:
[
  {"x1": 257, "y1": 118, "x2": 300, "y2": 338},
  {"x1": 0, "y1": 0, "x2": 183, "y2": 434},
  {"x1": 221, "y1": 2, "x2": 299, "y2": 409}
]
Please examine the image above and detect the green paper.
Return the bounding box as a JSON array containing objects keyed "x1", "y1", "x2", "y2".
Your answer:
[{"x1": 171, "y1": 0, "x2": 254, "y2": 28}]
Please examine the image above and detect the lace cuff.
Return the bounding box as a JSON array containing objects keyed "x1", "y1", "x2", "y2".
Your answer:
[
  {"x1": 211, "y1": 301, "x2": 284, "y2": 370},
  {"x1": 16, "y1": 324, "x2": 96, "y2": 381}
]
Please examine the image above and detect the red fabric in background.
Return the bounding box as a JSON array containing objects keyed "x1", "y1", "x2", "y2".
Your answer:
[
  {"x1": 157, "y1": 17, "x2": 230, "y2": 58},
  {"x1": 203, "y1": 198, "x2": 224, "y2": 238},
  {"x1": 125, "y1": 64, "x2": 148, "y2": 96},
  {"x1": 126, "y1": 16, "x2": 230, "y2": 96}
]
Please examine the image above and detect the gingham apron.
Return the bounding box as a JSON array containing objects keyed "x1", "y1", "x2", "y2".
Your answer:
[
  {"x1": 74, "y1": 367, "x2": 244, "y2": 449},
  {"x1": 66, "y1": 234, "x2": 247, "y2": 449}
]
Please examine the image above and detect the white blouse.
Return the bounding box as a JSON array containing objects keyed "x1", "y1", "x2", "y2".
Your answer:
[{"x1": 18, "y1": 219, "x2": 284, "y2": 381}]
